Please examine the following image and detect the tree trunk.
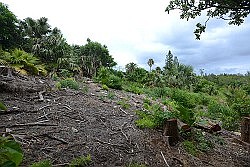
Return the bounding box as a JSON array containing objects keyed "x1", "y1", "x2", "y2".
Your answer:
[
  {"x1": 163, "y1": 119, "x2": 179, "y2": 146},
  {"x1": 241, "y1": 117, "x2": 250, "y2": 143}
]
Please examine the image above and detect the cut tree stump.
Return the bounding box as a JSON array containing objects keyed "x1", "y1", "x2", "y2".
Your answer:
[
  {"x1": 163, "y1": 119, "x2": 179, "y2": 146},
  {"x1": 241, "y1": 117, "x2": 250, "y2": 143}
]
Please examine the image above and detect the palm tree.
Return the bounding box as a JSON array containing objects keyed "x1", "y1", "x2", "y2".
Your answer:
[
  {"x1": 125, "y1": 62, "x2": 137, "y2": 74},
  {"x1": 147, "y1": 58, "x2": 154, "y2": 72}
]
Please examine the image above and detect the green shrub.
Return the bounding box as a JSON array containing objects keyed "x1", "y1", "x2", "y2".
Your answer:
[
  {"x1": 30, "y1": 160, "x2": 52, "y2": 167},
  {"x1": 57, "y1": 78, "x2": 79, "y2": 90},
  {"x1": 135, "y1": 104, "x2": 174, "y2": 129},
  {"x1": 208, "y1": 101, "x2": 239, "y2": 130},
  {"x1": 102, "y1": 84, "x2": 109, "y2": 91},
  {"x1": 182, "y1": 130, "x2": 213, "y2": 156},
  {"x1": 107, "y1": 75, "x2": 122, "y2": 90},
  {"x1": 117, "y1": 100, "x2": 131, "y2": 109},
  {"x1": 182, "y1": 140, "x2": 197, "y2": 156},
  {"x1": 146, "y1": 87, "x2": 172, "y2": 99},
  {"x1": 175, "y1": 105, "x2": 196, "y2": 126},
  {"x1": 58, "y1": 69, "x2": 73, "y2": 78},
  {"x1": 123, "y1": 82, "x2": 144, "y2": 94},
  {"x1": 107, "y1": 91, "x2": 116, "y2": 99},
  {"x1": 96, "y1": 67, "x2": 123, "y2": 90},
  {"x1": 0, "y1": 136, "x2": 23, "y2": 167},
  {"x1": 69, "y1": 154, "x2": 91, "y2": 167},
  {"x1": 171, "y1": 89, "x2": 197, "y2": 108}
]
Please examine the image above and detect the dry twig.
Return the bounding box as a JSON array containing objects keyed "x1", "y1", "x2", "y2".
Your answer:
[{"x1": 161, "y1": 151, "x2": 170, "y2": 167}]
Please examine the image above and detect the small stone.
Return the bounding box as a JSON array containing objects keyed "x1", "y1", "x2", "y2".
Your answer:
[{"x1": 72, "y1": 127, "x2": 78, "y2": 133}]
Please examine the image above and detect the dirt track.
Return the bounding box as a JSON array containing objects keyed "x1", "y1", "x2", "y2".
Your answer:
[{"x1": 0, "y1": 77, "x2": 249, "y2": 167}]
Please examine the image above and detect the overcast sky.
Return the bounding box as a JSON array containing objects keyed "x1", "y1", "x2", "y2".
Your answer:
[{"x1": 2, "y1": 0, "x2": 250, "y2": 74}]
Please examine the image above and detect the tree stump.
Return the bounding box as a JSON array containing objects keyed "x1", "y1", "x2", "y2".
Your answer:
[
  {"x1": 163, "y1": 119, "x2": 179, "y2": 146},
  {"x1": 241, "y1": 117, "x2": 250, "y2": 143}
]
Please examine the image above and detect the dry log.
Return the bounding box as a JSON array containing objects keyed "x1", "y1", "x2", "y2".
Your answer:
[
  {"x1": 241, "y1": 117, "x2": 250, "y2": 143},
  {"x1": 163, "y1": 119, "x2": 179, "y2": 146},
  {"x1": 194, "y1": 120, "x2": 221, "y2": 133}
]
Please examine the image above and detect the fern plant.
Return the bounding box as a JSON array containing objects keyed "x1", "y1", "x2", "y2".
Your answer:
[{"x1": 0, "y1": 49, "x2": 46, "y2": 75}]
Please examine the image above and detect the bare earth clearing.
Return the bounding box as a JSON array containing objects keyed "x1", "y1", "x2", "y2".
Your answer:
[{"x1": 0, "y1": 75, "x2": 249, "y2": 167}]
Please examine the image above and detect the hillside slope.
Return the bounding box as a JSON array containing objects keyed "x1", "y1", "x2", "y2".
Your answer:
[{"x1": 0, "y1": 76, "x2": 249, "y2": 167}]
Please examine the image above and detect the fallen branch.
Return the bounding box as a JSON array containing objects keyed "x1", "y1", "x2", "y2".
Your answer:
[
  {"x1": 120, "y1": 122, "x2": 129, "y2": 141},
  {"x1": 119, "y1": 107, "x2": 128, "y2": 115},
  {"x1": 39, "y1": 105, "x2": 52, "y2": 111},
  {"x1": 42, "y1": 134, "x2": 68, "y2": 144},
  {"x1": 0, "y1": 122, "x2": 58, "y2": 128},
  {"x1": 38, "y1": 91, "x2": 45, "y2": 101},
  {"x1": 160, "y1": 151, "x2": 170, "y2": 167},
  {"x1": 94, "y1": 138, "x2": 127, "y2": 149},
  {"x1": 194, "y1": 120, "x2": 221, "y2": 133}
]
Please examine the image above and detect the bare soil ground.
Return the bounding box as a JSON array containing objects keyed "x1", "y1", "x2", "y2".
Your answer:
[{"x1": 0, "y1": 76, "x2": 249, "y2": 167}]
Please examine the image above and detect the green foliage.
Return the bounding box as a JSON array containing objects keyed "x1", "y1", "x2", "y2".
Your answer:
[
  {"x1": 108, "y1": 74, "x2": 123, "y2": 90},
  {"x1": 69, "y1": 154, "x2": 91, "y2": 167},
  {"x1": 57, "y1": 78, "x2": 79, "y2": 90},
  {"x1": 225, "y1": 87, "x2": 250, "y2": 117},
  {"x1": 107, "y1": 91, "x2": 116, "y2": 100},
  {"x1": 0, "y1": 2, "x2": 22, "y2": 50},
  {"x1": 0, "y1": 49, "x2": 46, "y2": 75},
  {"x1": 208, "y1": 101, "x2": 239, "y2": 130},
  {"x1": 96, "y1": 67, "x2": 122, "y2": 90},
  {"x1": 117, "y1": 100, "x2": 131, "y2": 109},
  {"x1": 102, "y1": 84, "x2": 109, "y2": 91},
  {"x1": 0, "y1": 101, "x2": 7, "y2": 111},
  {"x1": 144, "y1": 87, "x2": 172, "y2": 98},
  {"x1": 76, "y1": 39, "x2": 117, "y2": 78},
  {"x1": 166, "y1": 0, "x2": 250, "y2": 39},
  {"x1": 58, "y1": 69, "x2": 73, "y2": 78},
  {"x1": 182, "y1": 140, "x2": 198, "y2": 156},
  {"x1": 176, "y1": 105, "x2": 195, "y2": 126},
  {"x1": 182, "y1": 130, "x2": 213, "y2": 156},
  {"x1": 125, "y1": 63, "x2": 148, "y2": 83},
  {"x1": 123, "y1": 82, "x2": 144, "y2": 95},
  {"x1": 171, "y1": 89, "x2": 197, "y2": 108},
  {"x1": 0, "y1": 136, "x2": 23, "y2": 167},
  {"x1": 29, "y1": 160, "x2": 52, "y2": 167},
  {"x1": 135, "y1": 104, "x2": 174, "y2": 129}
]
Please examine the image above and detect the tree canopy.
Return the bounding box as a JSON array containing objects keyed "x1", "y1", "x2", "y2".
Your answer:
[
  {"x1": 166, "y1": 0, "x2": 250, "y2": 39},
  {"x1": 0, "y1": 2, "x2": 22, "y2": 50}
]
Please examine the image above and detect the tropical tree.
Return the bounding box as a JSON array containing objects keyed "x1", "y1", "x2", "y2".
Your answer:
[
  {"x1": 164, "y1": 50, "x2": 174, "y2": 76},
  {"x1": 75, "y1": 39, "x2": 116, "y2": 78},
  {"x1": 125, "y1": 62, "x2": 138, "y2": 74},
  {"x1": 0, "y1": 2, "x2": 22, "y2": 50},
  {"x1": 147, "y1": 58, "x2": 154, "y2": 72},
  {"x1": 166, "y1": 0, "x2": 250, "y2": 39},
  {"x1": 125, "y1": 62, "x2": 148, "y2": 83}
]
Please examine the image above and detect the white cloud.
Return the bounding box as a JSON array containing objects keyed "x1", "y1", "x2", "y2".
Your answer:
[{"x1": 2, "y1": 0, "x2": 250, "y2": 74}]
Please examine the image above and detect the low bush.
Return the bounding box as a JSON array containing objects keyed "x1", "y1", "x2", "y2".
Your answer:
[
  {"x1": 135, "y1": 104, "x2": 174, "y2": 129},
  {"x1": 69, "y1": 154, "x2": 91, "y2": 167},
  {"x1": 56, "y1": 78, "x2": 79, "y2": 90}
]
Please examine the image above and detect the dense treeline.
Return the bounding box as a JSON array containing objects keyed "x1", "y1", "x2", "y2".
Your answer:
[{"x1": 1, "y1": 2, "x2": 250, "y2": 132}]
